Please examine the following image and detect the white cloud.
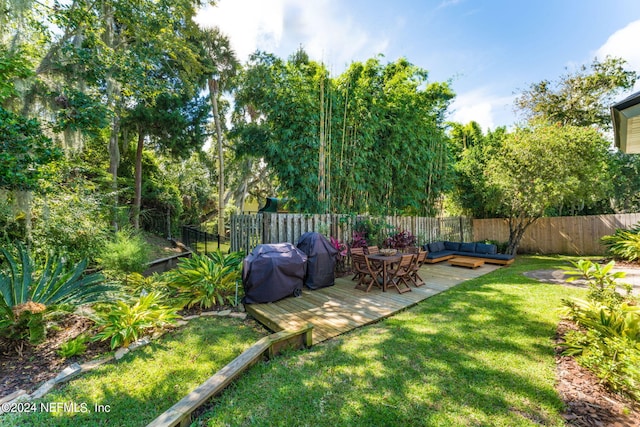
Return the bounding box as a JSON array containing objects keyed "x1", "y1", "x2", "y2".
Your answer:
[
  {"x1": 595, "y1": 19, "x2": 640, "y2": 91},
  {"x1": 195, "y1": 0, "x2": 285, "y2": 60},
  {"x1": 449, "y1": 88, "x2": 514, "y2": 131},
  {"x1": 195, "y1": 0, "x2": 388, "y2": 70}
]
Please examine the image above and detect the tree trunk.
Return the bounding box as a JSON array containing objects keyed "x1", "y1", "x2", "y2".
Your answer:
[
  {"x1": 208, "y1": 78, "x2": 225, "y2": 239},
  {"x1": 132, "y1": 129, "x2": 144, "y2": 229},
  {"x1": 108, "y1": 114, "x2": 120, "y2": 231},
  {"x1": 505, "y1": 216, "x2": 538, "y2": 255}
]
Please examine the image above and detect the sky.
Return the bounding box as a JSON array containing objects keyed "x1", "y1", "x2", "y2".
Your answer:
[{"x1": 195, "y1": 0, "x2": 640, "y2": 131}]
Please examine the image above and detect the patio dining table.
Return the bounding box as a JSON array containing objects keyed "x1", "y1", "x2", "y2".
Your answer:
[{"x1": 366, "y1": 253, "x2": 402, "y2": 292}]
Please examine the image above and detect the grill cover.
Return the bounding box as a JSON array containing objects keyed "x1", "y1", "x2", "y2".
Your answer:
[
  {"x1": 242, "y1": 243, "x2": 307, "y2": 304},
  {"x1": 296, "y1": 232, "x2": 338, "y2": 290}
]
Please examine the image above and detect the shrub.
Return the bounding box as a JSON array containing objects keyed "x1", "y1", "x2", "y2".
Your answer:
[
  {"x1": 97, "y1": 229, "x2": 150, "y2": 280},
  {"x1": 349, "y1": 231, "x2": 368, "y2": 249},
  {"x1": 57, "y1": 334, "x2": 89, "y2": 358},
  {"x1": 0, "y1": 242, "x2": 116, "y2": 344},
  {"x1": 92, "y1": 291, "x2": 179, "y2": 349},
  {"x1": 601, "y1": 223, "x2": 640, "y2": 262},
  {"x1": 561, "y1": 259, "x2": 640, "y2": 401},
  {"x1": 126, "y1": 272, "x2": 173, "y2": 298},
  {"x1": 30, "y1": 191, "x2": 111, "y2": 265},
  {"x1": 353, "y1": 218, "x2": 394, "y2": 247},
  {"x1": 166, "y1": 250, "x2": 243, "y2": 309},
  {"x1": 562, "y1": 301, "x2": 640, "y2": 400},
  {"x1": 562, "y1": 259, "x2": 632, "y2": 306},
  {"x1": 384, "y1": 229, "x2": 416, "y2": 250}
]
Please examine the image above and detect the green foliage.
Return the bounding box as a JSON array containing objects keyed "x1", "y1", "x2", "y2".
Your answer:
[
  {"x1": 233, "y1": 53, "x2": 453, "y2": 214},
  {"x1": 484, "y1": 122, "x2": 610, "y2": 254},
  {"x1": 515, "y1": 57, "x2": 638, "y2": 128},
  {"x1": 562, "y1": 259, "x2": 631, "y2": 306},
  {"x1": 606, "y1": 152, "x2": 640, "y2": 213},
  {"x1": 0, "y1": 106, "x2": 63, "y2": 192},
  {"x1": 2, "y1": 317, "x2": 263, "y2": 426},
  {"x1": 352, "y1": 217, "x2": 395, "y2": 247},
  {"x1": 561, "y1": 259, "x2": 640, "y2": 401},
  {"x1": 601, "y1": 224, "x2": 640, "y2": 262},
  {"x1": 57, "y1": 334, "x2": 89, "y2": 358},
  {"x1": 0, "y1": 242, "x2": 114, "y2": 342},
  {"x1": 92, "y1": 291, "x2": 179, "y2": 349},
  {"x1": 31, "y1": 188, "x2": 111, "y2": 264},
  {"x1": 562, "y1": 300, "x2": 640, "y2": 400},
  {"x1": 166, "y1": 250, "x2": 244, "y2": 309},
  {"x1": 97, "y1": 230, "x2": 150, "y2": 279},
  {"x1": 126, "y1": 272, "x2": 172, "y2": 298},
  {"x1": 449, "y1": 126, "x2": 506, "y2": 218},
  {"x1": 52, "y1": 88, "x2": 109, "y2": 136},
  {"x1": 0, "y1": 43, "x2": 33, "y2": 103}
]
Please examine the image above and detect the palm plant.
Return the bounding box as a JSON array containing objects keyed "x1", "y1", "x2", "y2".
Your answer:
[
  {"x1": 166, "y1": 250, "x2": 243, "y2": 309},
  {"x1": 601, "y1": 224, "x2": 640, "y2": 262},
  {"x1": 0, "y1": 242, "x2": 116, "y2": 343},
  {"x1": 200, "y1": 27, "x2": 240, "y2": 238}
]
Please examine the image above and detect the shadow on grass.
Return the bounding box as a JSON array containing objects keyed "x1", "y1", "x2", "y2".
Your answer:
[
  {"x1": 200, "y1": 256, "x2": 585, "y2": 426},
  {"x1": 1, "y1": 317, "x2": 265, "y2": 427}
]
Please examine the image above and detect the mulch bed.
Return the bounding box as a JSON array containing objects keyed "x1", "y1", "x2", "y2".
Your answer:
[
  {"x1": 555, "y1": 320, "x2": 640, "y2": 427},
  {"x1": 0, "y1": 315, "x2": 110, "y2": 397}
]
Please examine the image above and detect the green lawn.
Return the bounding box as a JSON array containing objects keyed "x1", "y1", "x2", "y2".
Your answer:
[
  {"x1": 197, "y1": 255, "x2": 586, "y2": 427},
  {"x1": 2, "y1": 317, "x2": 265, "y2": 426},
  {"x1": 3, "y1": 255, "x2": 586, "y2": 427}
]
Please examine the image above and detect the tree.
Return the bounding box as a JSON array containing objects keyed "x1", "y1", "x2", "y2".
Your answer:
[
  {"x1": 122, "y1": 90, "x2": 210, "y2": 229},
  {"x1": 200, "y1": 27, "x2": 240, "y2": 237},
  {"x1": 514, "y1": 57, "x2": 637, "y2": 129},
  {"x1": 485, "y1": 122, "x2": 611, "y2": 254},
  {"x1": 35, "y1": 0, "x2": 207, "y2": 229},
  {"x1": 447, "y1": 121, "x2": 484, "y2": 159},
  {"x1": 232, "y1": 52, "x2": 454, "y2": 214},
  {"x1": 449, "y1": 127, "x2": 506, "y2": 218}
]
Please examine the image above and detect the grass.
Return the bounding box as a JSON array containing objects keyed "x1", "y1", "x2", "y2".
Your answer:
[
  {"x1": 3, "y1": 255, "x2": 586, "y2": 426},
  {"x1": 2, "y1": 317, "x2": 265, "y2": 426},
  {"x1": 195, "y1": 255, "x2": 586, "y2": 426}
]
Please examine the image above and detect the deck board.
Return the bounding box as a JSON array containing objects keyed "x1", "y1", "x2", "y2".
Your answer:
[{"x1": 245, "y1": 262, "x2": 500, "y2": 344}]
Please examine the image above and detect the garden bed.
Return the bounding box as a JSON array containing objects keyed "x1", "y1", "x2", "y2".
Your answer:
[
  {"x1": 555, "y1": 321, "x2": 640, "y2": 426},
  {"x1": 0, "y1": 315, "x2": 110, "y2": 397}
]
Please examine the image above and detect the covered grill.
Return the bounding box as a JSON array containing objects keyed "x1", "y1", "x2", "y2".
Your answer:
[
  {"x1": 296, "y1": 232, "x2": 338, "y2": 290},
  {"x1": 242, "y1": 243, "x2": 307, "y2": 304}
]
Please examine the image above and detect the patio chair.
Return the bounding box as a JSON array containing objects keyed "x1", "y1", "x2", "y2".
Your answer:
[
  {"x1": 352, "y1": 253, "x2": 382, "y2": 292},
  {"x1": 405, "y1": 246, "x2": 420, "y2": 254},
  {"x1": 409, "y1": 250, "x2": 426, "y2": 287},
  {"x1": 350, "y1": 247, "x2": 366, "y2": 281},
  {"x1": 366, "y1": 246, "x2": 380, "y2": 255},
  {"x1": 386, "y1": 254, "x2": 414, "y2": 294}
]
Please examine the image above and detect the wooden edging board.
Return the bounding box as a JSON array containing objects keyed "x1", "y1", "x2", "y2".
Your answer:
[{"x1": 146, "y1": 324, "x2": 313, "y2": 427}]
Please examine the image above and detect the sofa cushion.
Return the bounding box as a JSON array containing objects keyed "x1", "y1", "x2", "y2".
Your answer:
[
  {"x1": 475, "y1": 243, "x2": 497, "y2": 255},
  {"x1": 444, "y1": 241, "x2": 461, "y2": 251},
  {"x1": 480, "y1": 253, "x2": 514, "y2": 261},
  {"x1": 428, "y1": 241, "x2": 446, "y2": 253},
  {"x1": 459, "y1": 242, "x2": 476, "y2": 253},
  {"x1": 425, "y1": 250, "x2": 456, "y2": 259}
]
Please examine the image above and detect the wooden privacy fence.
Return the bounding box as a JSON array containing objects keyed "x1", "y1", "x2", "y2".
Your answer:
[
  {"x1": 473, "y1": 213, "x2": 640, "y2": 255},
  {"x1": 230, "y1": 213, "x2": 473, "y2": 254}
]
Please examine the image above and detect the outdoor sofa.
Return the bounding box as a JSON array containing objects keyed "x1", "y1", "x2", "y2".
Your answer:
[{"x1": 421, "y1": 241, "x2": 515, "y2": 265}]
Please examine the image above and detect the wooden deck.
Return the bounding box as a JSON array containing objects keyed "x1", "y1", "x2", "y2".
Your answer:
[{"x1": 245, "y1": 262, "x2": 501, "y2": 344}]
